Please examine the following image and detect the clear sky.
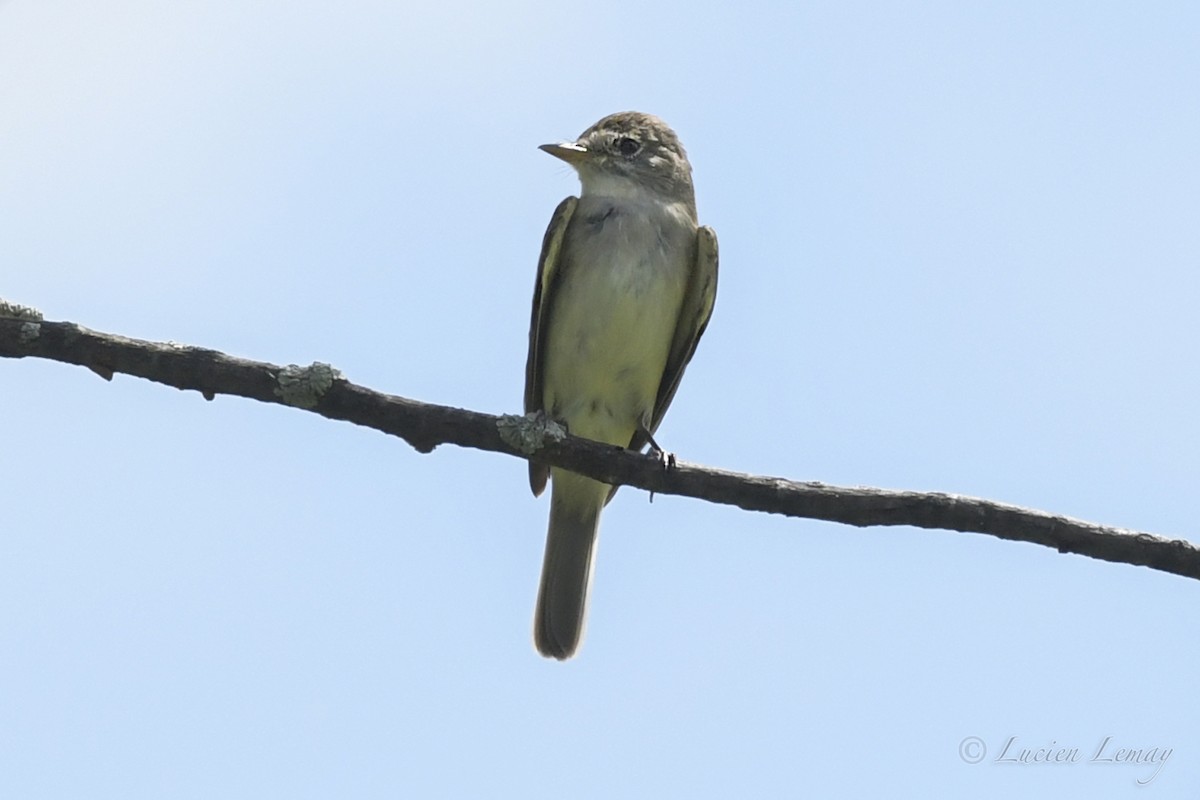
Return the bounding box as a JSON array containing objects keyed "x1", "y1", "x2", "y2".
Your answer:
[{"x1": 2, "y1": 1, "x2": 1198, "y2": 797}]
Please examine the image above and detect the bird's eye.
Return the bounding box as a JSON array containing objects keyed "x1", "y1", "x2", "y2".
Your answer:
[{"x1": 615, "y1": 137, "x2": 640, "y2": 156}]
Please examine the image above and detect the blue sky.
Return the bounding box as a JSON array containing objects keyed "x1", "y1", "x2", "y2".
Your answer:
[{"x1": 2, "y1": 1, "x2": 1198, "y2": 797}]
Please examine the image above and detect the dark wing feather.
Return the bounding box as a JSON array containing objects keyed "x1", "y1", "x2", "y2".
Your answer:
[
  {"x1": 524, "y1": 196, "x2": 578, "y2": 497},
  {"x1": 627, "y1": 225, "x2": 719, "y2": 454}
]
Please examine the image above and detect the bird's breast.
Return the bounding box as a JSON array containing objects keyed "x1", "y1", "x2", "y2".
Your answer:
[{"x1": 540, "y1": 198, "x2": 694, "y2": 445}]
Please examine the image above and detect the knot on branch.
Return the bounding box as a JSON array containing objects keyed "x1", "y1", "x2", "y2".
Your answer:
[
  {"x1": 274, "y1": 362, "x2": 342, "y2": 409},
  {"x1": 497, "y1": 412, "x2": 566, "y2": 455}
]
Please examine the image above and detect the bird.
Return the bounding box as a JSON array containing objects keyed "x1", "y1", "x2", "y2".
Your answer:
[{"x1": 524, "y1": 111, "x2": 718, "y2": 659}]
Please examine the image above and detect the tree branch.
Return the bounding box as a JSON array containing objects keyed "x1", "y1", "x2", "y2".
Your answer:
[{"x1": 2, "y1": 306, "x2": 1197, "y2": 583}]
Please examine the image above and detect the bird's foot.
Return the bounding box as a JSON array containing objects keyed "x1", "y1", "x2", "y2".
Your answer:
[{"x1": 637, "y1": 424, "x2": 677, "y2": 503}]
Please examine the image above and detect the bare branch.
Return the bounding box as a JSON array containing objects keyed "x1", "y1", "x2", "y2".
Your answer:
[{"x1": 2, "y1": 311, "x2": 1197, "y2": 583}]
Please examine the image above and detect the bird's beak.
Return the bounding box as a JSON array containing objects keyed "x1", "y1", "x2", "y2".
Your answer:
[{"x1": 539, "y1": 141, "x2": 589, "y2": 167}]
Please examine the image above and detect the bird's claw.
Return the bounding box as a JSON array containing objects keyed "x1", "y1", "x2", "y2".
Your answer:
[{"x1": 649, "y1": 446, "x2": 677, "y2": 471}]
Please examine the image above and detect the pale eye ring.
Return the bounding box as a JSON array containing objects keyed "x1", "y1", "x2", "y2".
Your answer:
[{"x1": 615, "y1": 137, "x2": 640, "y2": 156}]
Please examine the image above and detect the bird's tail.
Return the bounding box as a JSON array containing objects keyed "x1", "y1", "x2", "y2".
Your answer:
[{"x1": 534, "y1": 470, "x2": 607, "y2": 660}]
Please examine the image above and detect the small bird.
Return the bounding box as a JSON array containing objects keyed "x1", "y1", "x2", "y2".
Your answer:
[{"x1": 525, "y1": 112, "x2": 718, "y2": 659}]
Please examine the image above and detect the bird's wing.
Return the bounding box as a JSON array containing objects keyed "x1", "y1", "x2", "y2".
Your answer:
[
  {"x1": 630, "y1": 224, "x2": 719, "y2": 453},
  {"x1": 524, "y1": 195, "x2": 578, "y2": 497}
]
